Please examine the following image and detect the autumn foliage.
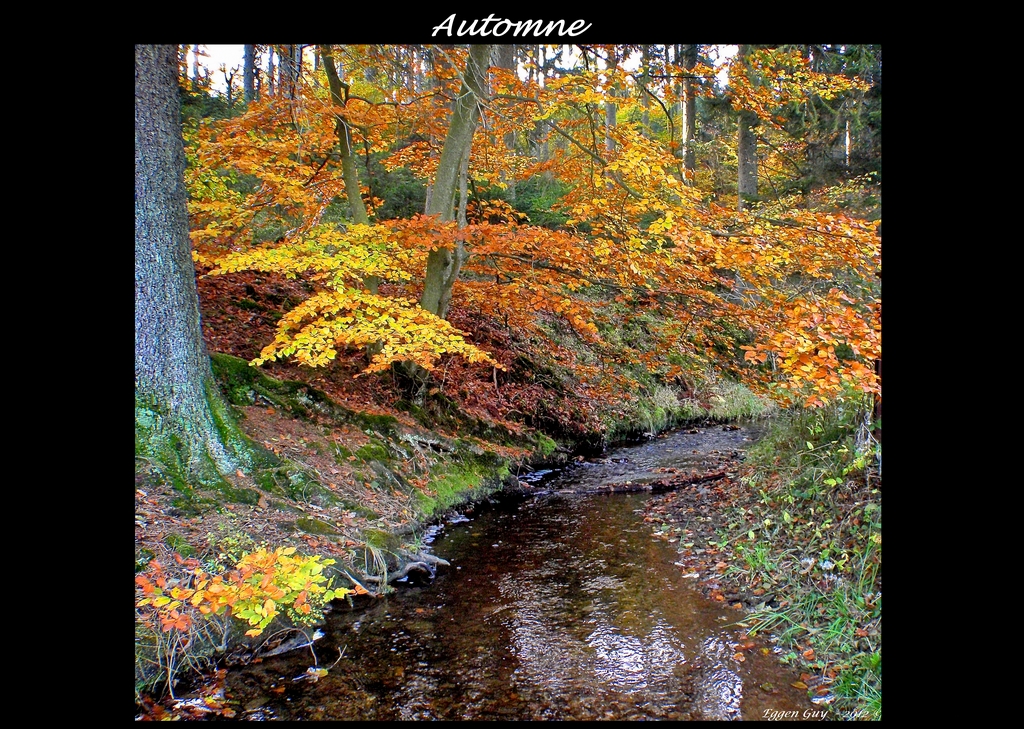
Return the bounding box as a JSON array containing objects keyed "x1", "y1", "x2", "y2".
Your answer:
[
  {"x1": 136, "y1": 547, "x2": 350, "y2": 638},
  {"x1": 186, "y1": 44, "x2": 879, "y2": 411}
]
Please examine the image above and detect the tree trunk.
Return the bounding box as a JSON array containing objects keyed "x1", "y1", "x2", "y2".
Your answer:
[
  {"x1": 243, "y1": 44, "x2": 256, "y2": 103},
  {"x1": 191, "y1": 44, "x2": 201, "y2": 92},
  {"x1": 266, "y1": 50, "x2": 275, "y2": 96},
  {"x1": 319, "y1": 47, "x2": 372, "y2": 238},
  {"x1": 681, "y1": 44, "x2": 698, "y2": 178},
  {"x1": 135, "y1": 44, "x2": 262, "y2": 485},
  {"x1": 495, "y1": 44, "x2": 517, "y2": 201},
  {"x1": 420, "y1": 44, "x2": 491, "y2": 320},
  {"x1": 639, "y1": 45, "x2": 651, "y2": 136},
  {"x1": 319, "y1": 42, "x2": 382, "y2": 363},
  {"x1": 278, "y1": 44, "x2": 300, "y2": 99},
  {"x1": 604, "y1": 45, "x2": 617, "y2": 153},
  {"x1": 737, "y1": 45, "x2": 758, "y2": 210}
]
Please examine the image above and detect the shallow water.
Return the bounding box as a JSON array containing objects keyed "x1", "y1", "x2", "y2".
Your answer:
[{"x1": 227, "y1": 425, "x2": 819, "y2": 720}]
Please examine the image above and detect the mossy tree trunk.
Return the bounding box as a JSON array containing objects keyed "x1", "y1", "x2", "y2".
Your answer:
[{"x1": 135, "y1": 44, "x2": 262, "y2": 485}]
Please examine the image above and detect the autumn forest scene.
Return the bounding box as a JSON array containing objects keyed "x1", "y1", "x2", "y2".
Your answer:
[{"x1": 136, "y1": 39, "x2": 881, "y2": 720}]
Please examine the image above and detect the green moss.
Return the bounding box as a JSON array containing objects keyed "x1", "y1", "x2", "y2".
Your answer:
[
  {"x1": 295, "y1": 517, "x2": 340, "y2": 535},
  {"x1": 338, "y1": 500, "x2": 379, "y2": 519},
  {"x1": 415, "y1": 451, "x2": 511, "y2": 519},
  {"x1": 363, "y1": 528, "x2": 401, "y2": 552},
  {"x1": 211, "y1": 481, "x2": 262, "y2": 505},
  {"x1": 170, "y1": 496, "x2": 205, "y2": 515},
  {"x1": 255, "y1": 468, "x2": 288, "y2": 495},
  {"x1": 204, "y1": 377, "x2": 278, "y2": 475},
  {"x1": 351, "y1": 411, "x2": 400, "y2": 434},
  {"x1": 536, "y1": 433, "x2": 558, "y2": 457},
  {"x1": 355, "y1": 440, "x2": 390, "y2": 463},
  {"x1": 210, "y1": 354, "x2": 405, "y2": 437},
  {"x1": 164, "y1": 533, "x2": 195, "y2": 557}
]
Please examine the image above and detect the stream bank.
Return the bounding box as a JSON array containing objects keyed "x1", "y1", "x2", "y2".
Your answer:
[
  {"x1": 190, "y1": 422, "x2": 822, "y2": 720},
  {"x1": 135, "y1": 355, "x2": 781, "y2": 713}
]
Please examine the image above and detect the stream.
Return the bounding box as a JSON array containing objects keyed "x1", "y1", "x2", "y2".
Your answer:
[{"x1": 226, "y1": 424, "x2": 820, "y2": 720}]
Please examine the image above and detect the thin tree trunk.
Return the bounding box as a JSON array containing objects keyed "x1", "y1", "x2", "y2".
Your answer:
[
  {"x1": 319, "y1": 45, "x2": 377, "y2": 293},
  {"x1": 495, "y1": 44, "x2": 517, "y2": 201},
  {"x1": 682, "y1": 44, "x2": 698, "y2": 178},
  {"x1": 604, "y1": 45, "x2": 617, "y2": 153},
  {"x1": 266, "y1": 49, "x2": 275, "y2": 96},
  {"x1": 243, "y1": 45, "x2": 256, "y2": 103},
  {"x1": 191, "y1": 44, "x2": 200, "y2": 92},
  {"x1": 640, "y1": 45, "x2": 651, "y2": 136},
  {"x1": 420, "y1": 44, "x2": 492, "y2": 320},
  {"x1": 737, "y1": 45, "x2": 758, "y2": 210}
]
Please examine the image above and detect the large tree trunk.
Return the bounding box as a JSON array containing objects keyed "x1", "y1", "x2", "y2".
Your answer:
[
  {"x1": 419, "y1": 43, "x2": 491, "y2": 320},
  {"x1": 135, "y1": 44, "x2": 260, "y2": 484}
]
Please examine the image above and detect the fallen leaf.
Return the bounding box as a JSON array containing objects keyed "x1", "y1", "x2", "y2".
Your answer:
[
  {"x1": 791, "y1": 681, "x2": 808, "y2": 690},
  {"x1": 803, "y1": 649, "x2": 816, "y2": 660},
  {"x1": 236, "y1": 469, "x2": 245, "y2": 478}
]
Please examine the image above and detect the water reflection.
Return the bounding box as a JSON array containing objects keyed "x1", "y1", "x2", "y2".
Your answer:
[{"x1": 227, "y1": 425, "x2": 813, "y2": 720}]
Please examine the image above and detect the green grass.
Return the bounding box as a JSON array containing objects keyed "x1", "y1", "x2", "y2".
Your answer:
[
  {"x1": 722, "y1": 396, "x2": 881, "y2": 720},
  {"x1": 707, "y1": 377, "x2": 777, "y2": 420}
]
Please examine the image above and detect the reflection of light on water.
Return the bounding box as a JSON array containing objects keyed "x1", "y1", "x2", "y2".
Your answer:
[
  {"x1": 500, "y1": 554, "x2": 691, "y2": 707},
  {"x1": 695, "y1": 637, "x2": 743, "y2": 720},
  {"x1": 498, "y1": 574, "x2": 592, "y2": 693},
  {"x1": 588, "y1": 621, "x2": 685, "y2": 694}
]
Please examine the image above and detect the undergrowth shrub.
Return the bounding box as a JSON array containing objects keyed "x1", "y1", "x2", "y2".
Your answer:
[{"x1": 135, "y1": 546, "x2": 350, "y2": 700}]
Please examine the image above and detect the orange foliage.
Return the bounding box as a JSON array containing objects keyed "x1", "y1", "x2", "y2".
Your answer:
[{"x1": 186, "y1": 44, "x2": 879, "y2": 408}]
